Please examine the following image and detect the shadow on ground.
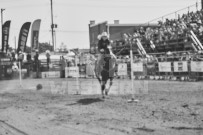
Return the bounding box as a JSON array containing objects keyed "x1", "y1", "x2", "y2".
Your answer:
[{"x1": 77, "y1": 98, "x2": 104, "y2": 105}]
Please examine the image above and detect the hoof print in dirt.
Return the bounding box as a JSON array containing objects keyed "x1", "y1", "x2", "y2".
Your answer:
[
  {"x1": 181, "y1": 104, "x2": 189, "y2": 108},
  {"x1": 36, "y1": 84, "x2": 43, "y2": 90}
]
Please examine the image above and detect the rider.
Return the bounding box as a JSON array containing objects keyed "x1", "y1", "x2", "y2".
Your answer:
[
  {"x1": 97, "y1": 32, "x2": 116, "y2": 59},
  {"x1": 96, "y1": 32, "x2": 116, "y2": 75}
]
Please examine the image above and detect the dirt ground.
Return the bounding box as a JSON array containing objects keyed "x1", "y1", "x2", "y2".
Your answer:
[{"x1": 0, "y1": 79, "x2": 203, "y2": 135}]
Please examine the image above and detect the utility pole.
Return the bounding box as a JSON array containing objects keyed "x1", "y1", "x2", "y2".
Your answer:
[
  {"x1": 1, "y1": 9, "x2": 5, "y2": 29},
  {"x1": 50, "y1": 0, "x2": 55, "y2": 51},
  {"x1": 54, "y1": 30, "x2": 56, "y2": 50},
  {"x1": 1, "y1": 8, "x2": 5, "y2": 52}
]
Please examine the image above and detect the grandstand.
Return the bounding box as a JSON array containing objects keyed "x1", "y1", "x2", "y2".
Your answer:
[{"x1": 88, "y1": 2, "x2": 203, "y2": 56}]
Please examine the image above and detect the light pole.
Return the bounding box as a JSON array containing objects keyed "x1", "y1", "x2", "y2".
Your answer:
[
  {"x1": 1, "y1": 8, "x2": 5, "y2": 52},
  {"x1": 50, "y1": 0, "x2": 55, "y2": 51}
]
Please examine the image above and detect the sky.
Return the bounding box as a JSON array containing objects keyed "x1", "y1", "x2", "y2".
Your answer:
[{"x1": 0, "y1": 0, "x2": 201, "y2": 50}]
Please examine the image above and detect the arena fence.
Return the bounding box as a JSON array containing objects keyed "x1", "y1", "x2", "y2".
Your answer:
[
  {"x1": 131, "y1": 60, "x2": 203, "y2": 81},
  {"x1": 4, "y1": 59, "x2": 203, "y2": 82},
  {"x1": 77, "y1": 60, "x2": 203, "y2": 81}
]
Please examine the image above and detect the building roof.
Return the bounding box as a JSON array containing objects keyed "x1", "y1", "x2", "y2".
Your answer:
[
  {"x1": 108, "y1": 23, "x2": 158, "y2": 27},
  {"x1": 89, "y1": 21, "x2": 108, "y2": 27},
  {"x1": 89, "y1": 21, "x2": 158, "y2": 28}
]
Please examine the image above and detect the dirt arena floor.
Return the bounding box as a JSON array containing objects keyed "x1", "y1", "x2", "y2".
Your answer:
[{"x1": 0, "y1": 78, "x2": 203, "y2": 135}]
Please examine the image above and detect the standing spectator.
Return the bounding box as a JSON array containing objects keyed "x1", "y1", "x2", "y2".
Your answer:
[
  {"x1": 7, "y1": 51, "x2": 12, "y2": 59},
  {"x1": 27, "y1": 53, "x2": 31, "y2": 62},
  {"x1": 46, "y1": 50, "x2": 51, "y2": 69},
  {"x1": 60, "y1": 56, "x2": 66, "y2": 78},
  {"x1": 26, "y1": 52, "x2": 32, "y2": 77},
  {"x1": 34, "y1": 50, "x2": 39, "y2": 77},
  {"x1": 11, "y1": 50, "x2": 16, "y2": 61},
  {"x1": 34, "y1": 50, "x2": 39, "y2": 61},
  {"x1": 18, "y1": 51, "x2": 24, "y2": 67}
]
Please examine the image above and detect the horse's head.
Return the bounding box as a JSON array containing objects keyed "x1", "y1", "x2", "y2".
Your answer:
[{"x1": 102, "y1": 55, "x2": 116, "y2": 72}]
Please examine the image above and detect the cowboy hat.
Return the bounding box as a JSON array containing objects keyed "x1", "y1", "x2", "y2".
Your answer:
[{"x1": 101, "y1": 32, "x2": 109, "y2": 38}]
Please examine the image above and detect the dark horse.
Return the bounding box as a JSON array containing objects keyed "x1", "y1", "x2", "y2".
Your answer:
[{"x1": 95, "y1": 54, "x2": 116, "y2": 98}]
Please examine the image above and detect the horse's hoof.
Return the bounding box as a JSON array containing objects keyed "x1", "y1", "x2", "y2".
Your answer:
[{"x1": 102, "y1": 95, "x2": 105, "y2": 99}]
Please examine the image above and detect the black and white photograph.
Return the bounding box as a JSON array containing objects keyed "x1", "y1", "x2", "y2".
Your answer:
[{"x1": 0, "y1": 0, "x2": 203, "y2": 134}]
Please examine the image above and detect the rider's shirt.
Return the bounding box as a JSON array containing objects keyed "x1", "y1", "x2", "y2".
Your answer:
[{"x1": 98, "y1": 39, "x2": 110, "y2": 54}]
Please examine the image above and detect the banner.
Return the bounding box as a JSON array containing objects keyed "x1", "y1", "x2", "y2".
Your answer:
[
  {"x1": 132, "y1": 62, "x2": 143, "y2": 72},
  {"x1": 17, "y1": 22, "x2": 31, "y2": 53},
  {"x1": 31, "y1": 19, "x2": 41, "y2": 51},
  {"x1": 41, "y1": 71, "x2": 60, "y2": 78},
  {"x1": 158, "y1": 62, "x2": 171, "y2": 72},
  {"x1": 65, "y1": 67, "x2": 79, "y2": 77},
  {"x1": 0, "y1": 58, "x2": 11, "y2": 66},
  {"x1": 173, "y1": 61, "x2": 188, "y2": 72},
  {"x1": 191, "y1": 61, "x2": 203, "y2": 72},
  {"x1": 117, "y1": 63, "x2": 127, "y2": 76},
  {"x1": 1, "y1": 21, "x2": 11, "y2": 52}
]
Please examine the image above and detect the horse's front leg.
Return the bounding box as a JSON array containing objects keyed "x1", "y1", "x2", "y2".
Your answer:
[
  {"x1": 101, "y1": 81, "x2": 106, "y2": 98},
  {"x1": 105, "y1": 78, "x2": 113, "y2": 96}
]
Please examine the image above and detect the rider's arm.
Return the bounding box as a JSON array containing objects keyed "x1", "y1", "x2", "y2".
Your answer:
[{"x1": 97, "y1": 40, "x2": 102, "y2": 52}]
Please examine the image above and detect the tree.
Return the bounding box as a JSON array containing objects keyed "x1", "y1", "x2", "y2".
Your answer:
[{"x1": 39, "y1": 42, "x2": 53, "y2": 53}]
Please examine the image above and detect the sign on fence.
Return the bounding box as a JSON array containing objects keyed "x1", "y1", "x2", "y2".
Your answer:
[
  {"x1": 158, "y1": 62, "x2": 171, "y2": 72},
  {"x1": 191, "y1": 61, "x2": 203, "y2": 72},
  {"x1": 117, "y1": 63, "x2": 127, "y2": 76},
  {"x1": 86, "y1": 64, "x2": 95, "y2": 76},
  {"x1": 41, "y1": 71, "x2": 60, "y2": 78},
  {"x1": 65, "y1": 67, "x2": 79, "y2": 77},
  {"x1": 173, "y1": 61, "x2": 188, "y2": 72},
  {"x1": 18, "y1": 69, "x2": 27, "y2": 73},
  {"x1": 132, "y1": 62, "x2": 143, "y2": 72}
]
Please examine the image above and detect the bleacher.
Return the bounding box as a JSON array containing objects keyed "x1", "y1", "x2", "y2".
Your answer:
[{"x1": 112, "y1": 5, "x2": 203, "y2": 55}]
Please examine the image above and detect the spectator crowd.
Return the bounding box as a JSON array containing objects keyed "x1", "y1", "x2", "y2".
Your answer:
[{"x1": 133, "y1": 9, "x2": 203, "y2": 46}]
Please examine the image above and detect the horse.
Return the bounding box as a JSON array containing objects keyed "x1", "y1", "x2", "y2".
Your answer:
[{"x1": 95, "y1": 53, "x2": 117, "y2": 98}]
